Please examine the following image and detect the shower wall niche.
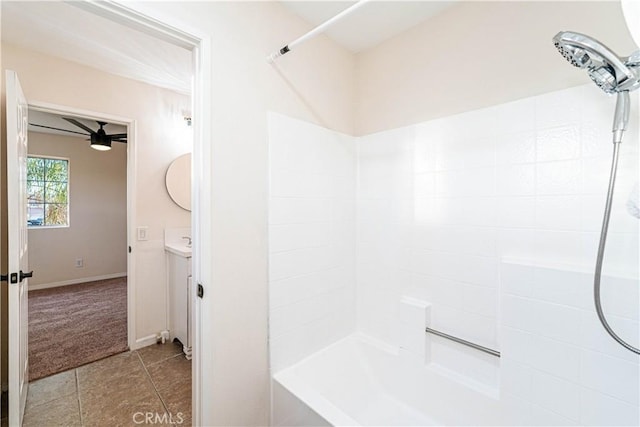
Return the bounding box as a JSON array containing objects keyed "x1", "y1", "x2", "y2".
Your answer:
[{"x1": 268, "y1": 84, "x2": 639, "y2": 425}]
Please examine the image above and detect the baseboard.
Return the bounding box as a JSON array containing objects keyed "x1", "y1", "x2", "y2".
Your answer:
[
  {"x1": 28, "y1": 273, "x2": 127, "y2": 291},
  {"x1": 132, "y1": 334, "x2": 158, "y2": 350}
]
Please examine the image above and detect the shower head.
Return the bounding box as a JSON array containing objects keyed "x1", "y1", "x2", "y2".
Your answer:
[{"x1": 553, "y1": 31, "x2": 640, "y2": 94}]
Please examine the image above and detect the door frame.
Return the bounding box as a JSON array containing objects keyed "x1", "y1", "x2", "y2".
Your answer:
[
  {"x1": 67, "y1": 2, "x2": 212, "y2": 425},
  {"x1": 27, "y1": 101, "x2": 137, "y2": 350}
]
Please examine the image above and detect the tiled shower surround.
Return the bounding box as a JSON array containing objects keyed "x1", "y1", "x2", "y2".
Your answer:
[
  {"x1": 268, "y1": 113, "x2": 357, "y2": 372},
  {"x1": 268, "y1": 84, "x2": 639, "y2": 425}
]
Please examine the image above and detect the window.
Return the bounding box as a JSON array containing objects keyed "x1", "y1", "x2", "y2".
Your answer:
[{"x1": 27, "y1": 157, "x2": 69, "y2": 227}]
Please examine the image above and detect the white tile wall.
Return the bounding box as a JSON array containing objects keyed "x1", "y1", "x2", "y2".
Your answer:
[
  {"x1": 356, "y1": 126, "x2": 415, "y2": 346},
  {"x1": 269, "y1": 84, "x2": 639, "y2": 424},
  {"x1": 580, "y1": 387, "x2": 640, "y2": 426},
  {"x1": 356, "y1": 85, "x2": 639, "y2": 423},
  {"x1": 268, "y1": 112, "x2": 357, "y2": 372}
]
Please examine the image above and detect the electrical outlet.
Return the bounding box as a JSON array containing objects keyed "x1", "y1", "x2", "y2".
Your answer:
[
  {"x1": 137, "y1": 226, "x2": 149, "y2": 241},
  {"x1": 75, "y1": 258, "x2": 83, "y2": 268}
]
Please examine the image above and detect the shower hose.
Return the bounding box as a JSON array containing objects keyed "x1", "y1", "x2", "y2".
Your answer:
[{"x1": 594, "y1": 141, "x2": 640, "y2": 355}]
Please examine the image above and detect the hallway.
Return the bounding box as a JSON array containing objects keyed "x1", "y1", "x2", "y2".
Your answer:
[{"x1": 22, "y1": 342, "x2": 191, "y2": 426}]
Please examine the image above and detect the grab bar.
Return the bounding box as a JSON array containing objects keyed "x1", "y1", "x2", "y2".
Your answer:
[{"x1": 425, "y1": 327, "x2": 500, "y2": 358}]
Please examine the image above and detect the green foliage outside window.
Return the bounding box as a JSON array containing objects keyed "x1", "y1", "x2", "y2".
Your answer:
[{"x1": 27, "y1": 157, "x2": 69, "y2": 227}]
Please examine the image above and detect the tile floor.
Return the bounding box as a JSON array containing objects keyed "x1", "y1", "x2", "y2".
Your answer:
[{"x1": 20, "y1": 341, "x2": 191, "y2": 427}]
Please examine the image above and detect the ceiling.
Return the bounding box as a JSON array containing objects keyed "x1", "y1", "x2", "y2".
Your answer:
[
  {"x1": 281, "y1": 1, "x2": 456, "y2": 52},
  {"x1": 1, "y1": 1, "x2": 193, "y2": 94},
  {"x1": 1, "y1": 1, "x2": 454, "y2": 95}
]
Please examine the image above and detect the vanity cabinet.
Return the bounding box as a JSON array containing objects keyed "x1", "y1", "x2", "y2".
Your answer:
[{"x1": 166, "y1": 250, "x2": 192, "y2": 359}]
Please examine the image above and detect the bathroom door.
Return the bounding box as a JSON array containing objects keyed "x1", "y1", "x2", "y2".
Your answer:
[{"x1": 6, "y1": 69, "x2": 30, "y2": 427}]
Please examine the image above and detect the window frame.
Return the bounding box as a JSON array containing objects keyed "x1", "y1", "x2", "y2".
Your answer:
[{"x1": 27, "y1": 154, "x2": 70, "y2": 229}]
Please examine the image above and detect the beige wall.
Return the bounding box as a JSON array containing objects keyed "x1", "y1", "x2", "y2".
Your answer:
[
  {"x1": 124, "y1": 1, "x2": 356, "y2": 425},
  {"x1": 27, "y1": 132, "x2": 127, "y2": 286},
  {"x1": 1, "y1": 43, "x2": 192, "y2": 387},
  {"x1": 355, "y1": 1, "x2": 638, "y2": 135},
  {"x1": 0, "y1": 0, "x2": 355, "y2": 422}
]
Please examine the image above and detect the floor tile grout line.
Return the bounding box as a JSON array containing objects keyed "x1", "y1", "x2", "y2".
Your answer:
[
  {"x1": 136, "y1": 344, "x2": 184, "y2": 368},
  {"x1": 23, "y1": 391, "x2": 77, "y2": 411},
  {"x1": 136, "y1": 351, "x2": 172, "y2": 416},
  {"x1": 143, "y1": 351, "x2": 184, "y2": 369},
  {"x1": 76, "y1": 368, "x2": 85, "y2": 427},
  {"x1": 139, "y1": 346, "x2": 192, "y2": 426}
]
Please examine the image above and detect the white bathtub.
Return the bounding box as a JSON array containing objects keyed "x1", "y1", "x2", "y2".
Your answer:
[{"x1": 272, "y1": 333, "x2": 505, "y2": 426}]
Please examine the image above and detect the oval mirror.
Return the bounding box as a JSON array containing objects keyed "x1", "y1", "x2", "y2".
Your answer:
[{"x1": 165, "y1": 153, "x2": 191, "y2": 211}]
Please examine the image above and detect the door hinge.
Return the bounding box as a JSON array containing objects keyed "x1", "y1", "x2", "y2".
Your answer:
[
  {"x1": 128, "y1": 246, "x2": 132, "y2": 253},
  {"x1": 197, "y1": 283, "x2": 204, "y2": 299}
]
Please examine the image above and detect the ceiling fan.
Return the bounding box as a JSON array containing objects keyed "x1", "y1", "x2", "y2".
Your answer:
[{"x1": 29, "y1": 118, "x2": 127, "y2": 151}]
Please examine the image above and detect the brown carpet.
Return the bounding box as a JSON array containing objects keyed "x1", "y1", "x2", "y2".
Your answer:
[{"x1": 28, "y1": 277, "x2": 128, "y2": 381}]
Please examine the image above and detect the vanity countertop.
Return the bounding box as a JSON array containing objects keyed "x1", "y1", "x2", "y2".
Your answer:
[{"x1": 165, "y1": 242, "x2": 192, "y2": 258}]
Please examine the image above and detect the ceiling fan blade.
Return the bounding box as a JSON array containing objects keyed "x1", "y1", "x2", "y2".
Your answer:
[
  {"x1": 28, "y1": 123, "x2": 89, "y2": 136},
  {"x1": 111, "y1": 138, "x2": 127, "y2": 143},
  {"x1": 63, "y1": 117, "x2": 96, "y2": 134},
  {"x1": 107, "y1": 133, "x2": 127, "y2": 138}
]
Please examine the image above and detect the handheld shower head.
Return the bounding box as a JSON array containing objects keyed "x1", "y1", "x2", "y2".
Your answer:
[
  {"x1": 553, "y1": 31, "x2": 640, "y2": 94},
  {"x1": 553, "y1": 31, "x2": 640, "y2": 356}
]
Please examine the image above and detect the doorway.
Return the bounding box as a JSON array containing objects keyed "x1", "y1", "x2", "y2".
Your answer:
[
  {"x1": 3, "y1": 3, "x2": 210, "y2": 425},
  {"x1": 26, "y1": 107, "x2": 131, "y2": 381}
]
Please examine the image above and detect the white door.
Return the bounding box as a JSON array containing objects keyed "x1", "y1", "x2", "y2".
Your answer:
[{"x1": 6, "y1": 69, "x2": 30, "y2": 427}]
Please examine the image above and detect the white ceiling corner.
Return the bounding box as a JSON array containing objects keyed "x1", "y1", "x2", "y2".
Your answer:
[{"x1": 280, "y1": 1, "x2": 457, "y2": 53}]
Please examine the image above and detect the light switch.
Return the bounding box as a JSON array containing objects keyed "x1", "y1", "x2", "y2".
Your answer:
[{"x1": 137, "y1": 226, "x2": 149, "y2": 241}]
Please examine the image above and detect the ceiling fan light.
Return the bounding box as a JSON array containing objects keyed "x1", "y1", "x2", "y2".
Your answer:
[
  {"x1": 90, "y1": 133, "x2": 111, "y2": 151},
  {"x1": 91, "y1": 142, "x2": 111, "y2": 151}
]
